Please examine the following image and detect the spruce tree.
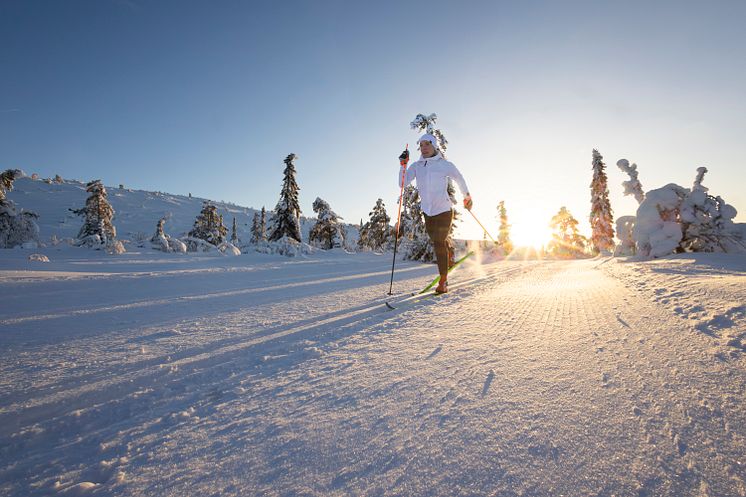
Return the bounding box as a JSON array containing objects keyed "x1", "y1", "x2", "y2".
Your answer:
[
  {"x1": 76, "y1": 179, "x2": 117, "y2": 246},
  {"x1": 269, "y1": 154, "x2": 302, "y2": 243},
  {"x1": 401, "y1": 186, "x2": 434, "y2": 262},
  {"x1": 497, "y1": 200, "x2": 513, "y2": 254},
  {"x1": 358, "y1": 199, "x2": 391, "y2": 251},
  {"x1": 259, "y1": 207, "x2": 268, "y2": 242},
  {"x1": 309, "y1": 197, "x2": 345, "y2": 249},
  {"x1": 0, "y1": 169, "x2": 40, "y2": 248},
  {"x1": 250, "y1": 212, "x2": 261, "y2": 244},
  {"x1": 548, "y1": 206, "x2": 587, "y2": 258},
  {"x1": 589, "y1": 149, "x2": 615, "y2": 254},
  {"x1": 231, "y1": 216, "x2": 239, "y2": 244},
  {"x1": 410, "y1": 113, "x2": 448, "y2": 154},
  {"x1": 188, "y1": 201, "x2": 228, "y2": 245}
]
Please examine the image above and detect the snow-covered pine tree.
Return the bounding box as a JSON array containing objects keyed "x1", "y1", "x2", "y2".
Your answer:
[
  {"x1": 309, "y1": 197, "x2": 345, "y2": 249},
  {"x1": 231, "y1": 217, "x2": 239, "y2": 244},
  {"x1": 616, "y1": 159, "x2": 645, "y2": 204},
  {"x1": 614, "y1": 216, "x2": 636, "y2": 256},
  {"x1": 631, "y1": 167, "x2": 744, "y2": 257},
  {"x1": 259, "y1": 207, "x2": 268, "y2": 242},
  {"x1": 151, "y1": 214, "x2": 187, "y2": 253},
  {"x1": 188, "y1": 201, "x2": 228, "y2": 245},
  {"x1": 410, "y1": 113, "x2": 448, "y2": 154},
  {"x1": 250, "y1": 212, "x2": 261, "y2": 244},
  {"x1": 497, "y1": 200, "x2": 513, "y2": 254},
  {"x1": 0, "y1": 170, "x2": 21, "y2": 204},
  {"x1": 589, "y1": 149, "x2": 615, "y2": 254},
  {"x1": 548, "y1": 206, "x2": 587, "y2": 258},
  {"x1": 358, "y1": 199, "x2": 391, "y2": 252},
  {"x1": 357, "y1": 223, "x2": 368, "y2": 251},
  {"x1": 401, "y1": 186, "x2": 435, "y2": 262},
  {"x1": 0, "y1": 169, "x2": 40, "y2": 249},
  {"x1": 75, "y1": 179, "x2": 118, "y2": 248},
  {"x1": 268, "y1": 154, "x2": 302, "y2": 243},
  {"x1": 679, "y1": 167, "x2": 744, "y2": 253},
  {"x1": 614, "y1": 158, "x2": 646, "y2": 255}
]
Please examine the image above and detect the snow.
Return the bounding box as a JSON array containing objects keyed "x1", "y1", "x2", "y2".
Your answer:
[
  {"x1": 5, "y1": 177, "x2": 356, "y2": 249},
  {"x1": 1, "y1": 179, "x2": 746, "y2": 496}
]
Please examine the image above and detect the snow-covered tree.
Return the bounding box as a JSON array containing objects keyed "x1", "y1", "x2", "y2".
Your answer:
[
  {"x1": 249, "y1": 207, "x2": 268, "y2": 244},
  {"x1": 0, "y1": 169, "x2": 40, "y2": 249},
  {"x1": 250, "y1": 212, "x2": 261, "y2": 244},
  {"x1": 358, "y1": 198, "x2": 391, "y2": 252},
  {"x1": 259, "y1": 207, "x2": 267, "y2": 242},
  {"x1": 151, "y1": 215, "x2": 186, "y2": 253},
  {"x1": 497, "y1": 200, "x2": 513, "y2": 254},
  {"x1": 230, "y1": 217, "x2": 239, "y2": 245},
  {"x1": 634, "y1": 167, "x2": 745, "y2": 257},
  {"x1": 74, "y1": 179, "x2": 118, "y2": 248},
  {"x1": 309, "y1": 197, "x2": 345, "y2": 249},
  {"x1": 616, "y1": 159, "x2": 645, "y2": 204},
  {"x1": 269, "y1": 154, "x2": 302, "y2": 243},
  {"x1": 548, "y1": 206, "x2": 587, "y2": 258},
  {"x1": 614, "y1": 216, "x2": 636, "y2": 256},
  {"x1": 589, "y1": 149, "x2": 615, "y2": 254},
  {"x1": 188, "y1": 202, "x2": 227, "y2": 246},
  {"x1": 612, "y1": 158, "x2": 647, "y2": 256},
  {"x1": 411, "y1": 112, "x2": 448, "y2": 154},
  {"x1": 400, "y1": 186, "x2": 435, "y2": 262}
]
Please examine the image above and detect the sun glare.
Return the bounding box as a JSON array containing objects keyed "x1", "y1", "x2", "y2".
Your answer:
[
  {"x1": 456, "y1": 211, "x2": 551, "y2": 250},
  {"x1": 510, "y1": 223, "x2": 552, "y2": 250}
]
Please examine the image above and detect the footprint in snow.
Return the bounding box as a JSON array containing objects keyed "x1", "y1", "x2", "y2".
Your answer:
[
  {"x1": 481, "y1": 369, "x2": 495, "y2": 397},
  {"x1": 427, "y1": 345, "x2": 443, "y2": 359}
]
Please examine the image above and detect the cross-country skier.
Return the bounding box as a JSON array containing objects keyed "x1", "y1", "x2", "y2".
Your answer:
[{"x1": 399, "y1": 134, "x2": 472, "y2": 294}]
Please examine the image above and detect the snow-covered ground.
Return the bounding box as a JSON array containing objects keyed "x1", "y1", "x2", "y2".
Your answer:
[
  {"x1": 2, "y1": 178, "x2": 746, "y2": 496},
  {"x1": 1, "y1": 245, "x2": 745, "y2": 497},
  {"x1": 5, "y1": 177, "x2": 357, "y2": 247}
]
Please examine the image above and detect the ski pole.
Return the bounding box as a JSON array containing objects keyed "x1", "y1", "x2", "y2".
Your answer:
[
  {"x1": 467, "y1": 208, "x2": 498, "y2": 244},
  {"x1": 388, "y1": 145, "x2": 409, "y2": 295}
]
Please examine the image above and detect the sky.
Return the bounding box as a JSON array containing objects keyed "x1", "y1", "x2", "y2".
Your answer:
[{"x1": 2, "y1": 0, "x2": 745, "y2": 245}]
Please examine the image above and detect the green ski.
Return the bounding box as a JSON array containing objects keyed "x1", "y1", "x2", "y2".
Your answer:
[{"x1": 418, "y1": 250, "x2": 475, "y2": 294}]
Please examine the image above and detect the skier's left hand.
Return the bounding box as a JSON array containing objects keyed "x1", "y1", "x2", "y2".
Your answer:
[{"x1": 463, "y1": 194, "x2": 473, "y2": 211}]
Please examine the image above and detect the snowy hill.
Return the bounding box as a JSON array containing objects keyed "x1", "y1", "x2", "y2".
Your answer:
[{"x1": 6, "y1": 177, "x2": 357, "y2": 246}]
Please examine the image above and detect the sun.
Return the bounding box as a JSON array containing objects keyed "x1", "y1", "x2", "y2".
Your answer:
[
  {"x1": 454, "y1": 210, "x2": 552, "y2": 250},
  {"x1": 510, "y1": 222, "x2": 552, "y2": 250}
]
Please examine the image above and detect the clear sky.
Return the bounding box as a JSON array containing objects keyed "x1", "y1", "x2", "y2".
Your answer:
[{"x1": 2, "y1": 0, "x2": 745, "y2": 245}]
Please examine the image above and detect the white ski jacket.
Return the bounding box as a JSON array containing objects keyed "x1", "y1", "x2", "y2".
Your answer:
[{"x1": 399, "y1": 152, "x2": 469, "y2": 217}]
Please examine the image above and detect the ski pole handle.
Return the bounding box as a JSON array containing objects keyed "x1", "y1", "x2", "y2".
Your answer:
[{"x1": 399, "y1": 144, "x2": 409, "y2": 167}]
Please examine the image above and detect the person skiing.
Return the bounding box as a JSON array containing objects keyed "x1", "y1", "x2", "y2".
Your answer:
[{"x1": 398, "y1": 134, "x2": 472, "y2": 293}]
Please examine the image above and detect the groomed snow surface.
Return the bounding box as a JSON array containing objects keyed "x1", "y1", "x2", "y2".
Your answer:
[{"x1": 1, "y1": 248, "x2": 745, "y2": 497}]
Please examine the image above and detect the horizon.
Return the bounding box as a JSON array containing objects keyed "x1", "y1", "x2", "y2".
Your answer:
[{"x1": 2, "y1": 1, "x2": 745, "y2": 247}]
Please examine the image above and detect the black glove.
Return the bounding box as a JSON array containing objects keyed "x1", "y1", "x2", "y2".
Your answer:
[{"x1": 398, "y1": 149, "x2": 410, "y2": 164}]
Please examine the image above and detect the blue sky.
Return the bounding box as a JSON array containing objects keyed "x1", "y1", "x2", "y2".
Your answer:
[{"x1": 2, "y1": 0, "x2": 745, "y2": 243}]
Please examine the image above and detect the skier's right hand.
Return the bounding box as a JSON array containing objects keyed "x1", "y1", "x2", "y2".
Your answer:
[
  {"x1": 463, "y1": 194, "x2": 473, "y2": 211},
  {"x1": 398, "y1": 149, "x2": 409, "y2": 166}
]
